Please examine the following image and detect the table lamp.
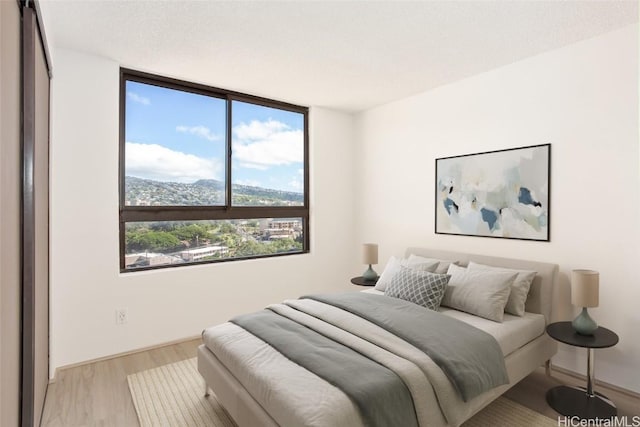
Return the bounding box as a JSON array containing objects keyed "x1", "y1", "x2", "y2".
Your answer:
[
  {"x1": 571, "y1": 269, "x2": 599, "y2": 335},
  {"x1": 362, "y1": 243, "x2": 378, "y2": 281}
]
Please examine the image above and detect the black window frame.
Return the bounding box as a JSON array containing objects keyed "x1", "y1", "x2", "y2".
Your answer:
[{"x1": 119, "y1": 68, "x2": 310, "y2": 272}]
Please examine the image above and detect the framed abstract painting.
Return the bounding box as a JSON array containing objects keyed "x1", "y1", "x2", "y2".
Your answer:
[{"x1": 435, "y1": 144, "x2": 550, "y2": 241}]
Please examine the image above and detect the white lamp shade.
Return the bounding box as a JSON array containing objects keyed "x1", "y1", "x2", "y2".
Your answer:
[
  {"x1": 571, "y1": 269, "x2": 599, "y2": 308},
  {"x1": 362, "y1": 243, "x2": 378, "y2": 265}
]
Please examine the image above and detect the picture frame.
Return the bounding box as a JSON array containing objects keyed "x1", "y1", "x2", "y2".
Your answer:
[{"x1": 435, "y1": 144, "x2": 550, "y2": 241}]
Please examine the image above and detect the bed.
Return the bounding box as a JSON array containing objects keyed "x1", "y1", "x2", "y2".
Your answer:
[{"x1": 198, "y1": 248, "x2": 559, "y2": 426}]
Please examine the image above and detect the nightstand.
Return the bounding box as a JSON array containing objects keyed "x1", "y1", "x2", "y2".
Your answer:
[
  {"x1": 350, "y1": 276, "x2": 378, "y2": 286},
  {"x1": 545, "y1": 321, "x2": 619, "y2": 419}
]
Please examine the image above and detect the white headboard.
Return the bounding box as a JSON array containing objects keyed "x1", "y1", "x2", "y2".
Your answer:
[{"x1": 405, "y1": 247, "x2": 558, "y2": 324}]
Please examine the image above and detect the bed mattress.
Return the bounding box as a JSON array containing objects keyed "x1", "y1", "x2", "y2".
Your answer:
[{"x1": 362, "y1": 288, "x2": 546, "y2": 357}]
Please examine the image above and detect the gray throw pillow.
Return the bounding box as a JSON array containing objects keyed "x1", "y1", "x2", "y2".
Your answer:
[{"x1": 385, "y1": 266, "x2": 450, "y2": 311}]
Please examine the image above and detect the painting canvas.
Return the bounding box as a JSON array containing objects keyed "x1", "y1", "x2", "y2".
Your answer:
[{"x1": 435, "y1": 144, "x2": 550, "y2": 241}]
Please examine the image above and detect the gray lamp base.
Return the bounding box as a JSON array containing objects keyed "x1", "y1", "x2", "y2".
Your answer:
[
  {"x1": 572, "y1": 307, "x2": 598, "y2": 335},
  {"x1": 362, "y1": 265, "x2": 378, "y2": 281}
]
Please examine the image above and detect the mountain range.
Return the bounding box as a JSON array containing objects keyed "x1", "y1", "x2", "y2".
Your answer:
[{"x1": 125, "y1": 176, "x2": 303, "y2": 206}]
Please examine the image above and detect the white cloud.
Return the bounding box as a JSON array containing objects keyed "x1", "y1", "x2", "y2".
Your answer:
[
  {"x1": 233, "y1": 119, "x2": 290, "y2": 141},
  {"x1": 288, "y1": 169, "x2": 304, "y2": 191},
  {"x1": 125, "y1": 142, "x2": 222, "y2": 183},
  {"x1": 232, "y1": 119, "x2": 303, "y2": 169},
  {"x1": 288, "y1": 178, "x2": 303, "y2": 191},
  {"x1": 176, "y1": 125, "x2": 221, "y2": 142},
  {"x1": 127, "y1": 91, "x2": 150, "y2": 105},
  {"x1": 238, "y1": 162, "x2": 268, "y2": 171}
]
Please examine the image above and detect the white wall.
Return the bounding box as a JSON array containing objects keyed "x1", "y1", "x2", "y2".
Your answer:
[
  {"x1": 50, "y1": 24, "x2": 640, "y2": 394},
  {"x1": 49, "y1": 49, "x2": 357, "y2": 375},
  {"x1": 354, "y1": 25, "x2": 640, "y2": 393}
]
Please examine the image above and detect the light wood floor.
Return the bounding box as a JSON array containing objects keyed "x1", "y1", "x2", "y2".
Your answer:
[
  {"x1": 41, "y1": 338, "x2": 640, "y2": 426},
  {"x1": 41, "y1": 340, "x2": 198, "y2": 427}
]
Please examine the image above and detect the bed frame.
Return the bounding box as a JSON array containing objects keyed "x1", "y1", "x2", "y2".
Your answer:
[{"x1": 198, "y1": 248, "x2": 559, "y2": 426}]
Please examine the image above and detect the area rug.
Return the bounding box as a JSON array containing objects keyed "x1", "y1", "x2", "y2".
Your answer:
[{"x1": 127, "y1": 358, "x2": 556, "y2": 427}]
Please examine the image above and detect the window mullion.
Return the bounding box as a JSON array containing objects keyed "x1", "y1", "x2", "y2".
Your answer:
[
  {"x1": 120, "y1": 206, "x2": 309, "y2": 222},
  {"x1": 226, "y1": 97, "x2": 233, "y2": 208}
]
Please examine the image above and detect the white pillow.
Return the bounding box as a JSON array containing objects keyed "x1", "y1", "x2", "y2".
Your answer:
[
  {"x1": 441, "y1": 264, "x2": 516, "y2": 322},
  {"x1": 467, "y1": 262, "x2": 536, "y2": 317},
  {"x1": 407, "y1": 254, "x2": 458, "y2": 274},
  {"x1": 374, "y1": 256, "x2": 439, "y2": 292}
]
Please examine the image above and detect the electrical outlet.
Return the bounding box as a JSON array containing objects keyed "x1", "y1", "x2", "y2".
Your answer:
[{"x1": 116, "y1": 308, "x2": 128, "y2": 325}]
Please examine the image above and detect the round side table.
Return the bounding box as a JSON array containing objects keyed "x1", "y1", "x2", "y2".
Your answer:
[
  {"x1": 545, "y1": 321, "x2": 619, "y2": 419},
  {"x1": 350, "y1": 276, "x2": 378, "y2": 286}
]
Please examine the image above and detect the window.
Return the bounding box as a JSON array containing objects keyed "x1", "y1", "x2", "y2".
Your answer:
[{"x1": 119, "y1": 69, "x2": 309, "y2": 272}]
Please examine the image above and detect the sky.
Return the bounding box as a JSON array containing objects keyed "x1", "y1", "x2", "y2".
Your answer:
[{"x1": 125, "y1": 80, "x2": 304, "y2": 193}]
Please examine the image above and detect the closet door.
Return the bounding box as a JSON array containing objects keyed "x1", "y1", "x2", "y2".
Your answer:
[
  {"x1": 22, "y1": 3, "x2": 51, "y2": 426},
  {"x1": 0, "y1": 1, "x2": 23, "y2": 424}
]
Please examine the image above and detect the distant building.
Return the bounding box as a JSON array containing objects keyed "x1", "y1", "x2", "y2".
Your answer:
[
  {"x1": 257, "y1": 219, "x2": 302, "y2": 240},
  {"x1": 270, "y1": 219, "x2": 302, "y2": 230},
  {"x1": 266, "y1": 229, "x2": 295, "y2": 240},
  {"x1": 258, "y1": 219, "x2": 271, "y2": 231},
  {"x1": 263, "y1": 220, "x2": 300, "y2": 240},
  {"x1": 180, "y1": 245, "x2": 229, "y2": 262},
  {"x1": 125, "y1": 252, "x2": 182, "y2": 268}
]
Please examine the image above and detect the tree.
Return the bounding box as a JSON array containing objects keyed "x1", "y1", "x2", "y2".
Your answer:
[
  {"x1": 270, "y1": 238, "x2": 302, "y2": 253},
  {"x1": 172, "y1": 224, "x2": 210, "y2": 244},
  {"x1": 126, "y1": 230, "x2": 182, "y2": 253},
  {"x1": 236, "y1": 240, "x2": 272, "y2": 257},
  {"x1": 217, "y1": 233, "x2": 241, "y2": 249},
  {"x1": 218, "y1": 222, "x2": 237, "y2": 234}
]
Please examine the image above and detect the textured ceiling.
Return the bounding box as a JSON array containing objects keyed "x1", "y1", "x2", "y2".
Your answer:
[{"x1": 39, "y1": 0, "x2": 638, "y2": 112}]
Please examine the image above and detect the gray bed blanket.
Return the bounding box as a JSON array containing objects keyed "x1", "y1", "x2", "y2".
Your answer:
[
  {"x1": 230, "y1": 309, "x2": 418, "y2": 427},
  {"x1": 304, "y1": 292, "x2": 509, "y2": 401}
]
